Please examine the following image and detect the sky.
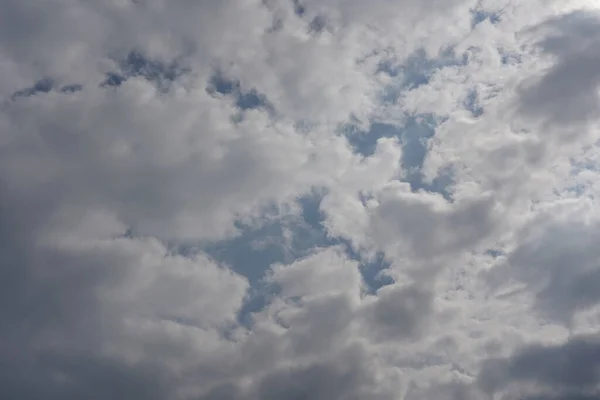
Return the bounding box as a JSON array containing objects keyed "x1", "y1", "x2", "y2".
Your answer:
[{"x1": 1, "y1": 0, "x2": 600, "y2": 399}]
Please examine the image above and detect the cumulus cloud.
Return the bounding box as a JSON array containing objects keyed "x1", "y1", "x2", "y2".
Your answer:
[
  {"x1": 478, "y1": 335, "x2": 600, "y2": 400},
  {"x1": 2, "y1": 0, "x2": 600, "y2": 399},
  {"x1": 517, "y1": 10, "x2": 600, "y2": 128},
  {"x1": 487, "y1": 201, "x2": 600, "y2": 325}
]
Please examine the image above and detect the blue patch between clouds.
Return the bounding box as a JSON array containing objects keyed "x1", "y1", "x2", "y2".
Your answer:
[
  {"x1": 378, "y1": 47, "x2": 467, "y2": 103},
  {"x1": 12, "y1": 51, "x2": 185, "y2": 99},
  {"x1": 287, "y1": 0, "x2": 327, "y2": 34},
  {"x1": 179, "y1": 193, "x2": 395, "y2": 327},
  {"x1": 101, "y1": 51, "x2": 186, "y2": 89},
  {"x1": 193, "y1": 195, "x2": 335, "y2": 287},
  {"x1": 292, "y1": 0, "x2": 305, "y2": 16},
  {"x1": 484, "y1": 249, "x2": 504, "y2": 258},
  {"x1": 499, "y1": 48, "x2": 523, "y2": 65},
  {"x1": 198, "y1": 221, "x2": 291, "y2": 328},
  {"x1": 344, "y1": 116, "x2": 454, "y2": 199},
  {"x1": 173, "y1": 196, "x2": 328, "y2": 326},
  {"x1": 298, "y1": 194, "x2": 394, "y2": 293},
  {"x1": 101, "y1": 72, "x2": 126, "y2": 87},
  {"x1": 378, "y1": 49, "x2": 435, "y2": 89},
  {"x1": 11, "y1": 78, "x2": 84, "y2": 99},
  {"x1": 343, "y1": 122, "x2": 394, "y2": 158},
  {"x1": 465, "y1": 89, "x2": 484, "y2": 117},
  {"x1": 120, "y1": 51, "x2": 180, "y2": 81},
  {"x1": 59, "y1": 84, "x2": 83, "y2": 93},
  {"x1": 11, "y1": 77, "x2": 54, "y2": 99},
  {"x1": 470, "y1": 9, "x2": 501, "y2": 28},
  {"x1": 308, "y1": 15, "x2": 327, "y2": 33},
  {"x1": 207, "y1": 70, "x2": 271, "y2": 112},
  {"x1": 201, "y1": 223, "x2": 289, "y2": 285},
  {"x1": 349, "y1": 47, "x2": 465, "y2": 198}
]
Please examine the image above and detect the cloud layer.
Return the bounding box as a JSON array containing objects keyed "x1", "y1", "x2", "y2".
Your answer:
[{"x1": 2, "y1": 0, "x2": 600, "y2": 399}]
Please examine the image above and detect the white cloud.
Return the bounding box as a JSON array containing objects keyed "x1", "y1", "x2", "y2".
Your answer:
[{"x1": 2, "y1": 0, "x2": 600, "y2": 399}]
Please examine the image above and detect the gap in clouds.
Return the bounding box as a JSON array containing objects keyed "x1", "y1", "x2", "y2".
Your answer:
[
  {"x1": 7, "y1": 48, "x2": 407, "y2": 327},
  {"x1": 465, "y1": 88, "x2": 485, "y2": 117},
  {"x1": 169, "y1": 196, "x2": 329, "y2": 327},
  {"x1": 6, "y1": 2, "x2": 600, "y2": 399},
  {"x1": 170, "y1": 192, "x2": 395, "y2": 327},
  {"x1": 292, "y1": 0, "x2": 305, "y2": 17},
  {"x1": 470, "y1": 9, "x2": 501, "y2": 29},
  {"x1": 10, "y1": 51, "x2": 186, "y2": 100},
  {"x1": 298, "y1": 193, "x2": 395, "y2": 295},
  {"x1": 6, "y1": 43, "x2": 459, "y2": 332},
  {"x1": 101, "y1": 51, "x2": 187, "y2": 90},
  {"x1": 378, "y1": 47, "x2": 468, "y2": 103},
  {"x1": 10, "y1": 77, "x2": 83, "y2": 99},
  {"x1": 343, "y1": 116, "x2": 454, "y2": 200},
  {"x1": 289, "y1": 0, "x2": 329, "y2": 34},
  {"x1": 207, "y1": 69, "x2": 275, "y2": 120},
  {"x1": 11, "y1": 77, "x2": 54, "y2": 99},
  {"x1": 11, "y1": 51, "x2": 274, "y2": 118}
]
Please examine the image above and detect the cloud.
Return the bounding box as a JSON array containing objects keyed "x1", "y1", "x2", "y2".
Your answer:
[
  {"x1": 487, "y1": 202, "x2": 600, "y2": 324},
  {"x1": 2, "y1": 0, "x2": 600, "y2": 399},
  {"x1": 478, "y1": 335, "x2": 600, "y2": 399},
  {"x1": 200, "y1": 343, "x2": 398, "y2": 400},
  {"x1": 1, "y1": 78, "x2": 360, "y2": 241},
  {"x1": 517, "y1": 10, "x2": 600, "y2": 128}
]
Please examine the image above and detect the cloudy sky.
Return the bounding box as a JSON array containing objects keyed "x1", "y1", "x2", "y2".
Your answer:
[{"x1": 2, "y1": 0, "x2": 600, "y2": 399}]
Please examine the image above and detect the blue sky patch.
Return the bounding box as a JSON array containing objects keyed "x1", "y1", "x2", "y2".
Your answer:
[
  {"x1": 292, "y1": 0, "x2": 306, "y2": 16},
  {"x1": 298, "y1": 193, "x2": 394, "y2": 294},
  {"x1": 101, "y1": 51, "x2": 186, "y2": 90},
  {"x1": 485, "y1": 249, "x2": 504, "y2": 258},
  {"x1": 101, "y1": 72, "x2": 126, "y2": 87},
  {"x1": 207, "y1": 70, "x2": 272, "y2": 112},
  {"x1": 11, "y1": 77, "x2": 54, "y2": 99},
  {"x1": 465, "y1": 88, "x2": 484, "y2": 117},
  {"x1": 378, "y1": 47, "x2": 467, "y2": 104},
  {"x1": 343, "y1": 115, "x2": 453, "y2": 198},
  {"x1": 59, "y1": 84, "x2": 83, "y2": 93},
  {"x1": 172, "y1": 192, "x2": 396, "y2": 326},
  {"x1": 11, "y1": 78, "x2": 83, "y2": 99},
  {"x1": 471, "y1": 9, "x2": 501, "y2": 28}
]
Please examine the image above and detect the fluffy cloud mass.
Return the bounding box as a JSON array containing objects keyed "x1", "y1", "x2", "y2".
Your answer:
[{"x1": 2, "y1": 0, "x2": 600, "y2": 399}]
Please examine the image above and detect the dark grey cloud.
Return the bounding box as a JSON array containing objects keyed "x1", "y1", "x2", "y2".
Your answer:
[
  {"x1": 200, "y1": 344, "x2": 394, "y2": 400},
  {"x1": 521, "y1": 395, "x2": 600, "y2": 400},
  {"x1": 478, "y1": 336, "x2": 600, "y2": 399},
  {"x1": 11, "y1": 77, "x2": 53, "y2": 98},
  {"x1": 366, "y1": 285, "x2": 432, "y2": 341},
  {"x1": 369, "y1": 187, "x2": 497, "y2": 263},
  {"x1": 404, "y1": 381, "x2": 479, "y2": 400},
  {"x1": 254, "y1": 355, "x2": 378, "y2": 400},
  {"x1": 0, "y1": 350, "x2": 169, "y2": 400},
  {"x1": 0, "y1": 189, "x2": 165, "y2": 400},
  {"x1": 517, "y1": 10, "x2": 600, "y2": 128},
  {"x1": 488, "y1": 216, "x2": 600, "y2": 324},
  {"x1": 0, "y1": 159, "x2": 407, "y2": 400},
  {"x1": 0, "y1": 182, "x2": 248, "y2": 400}
]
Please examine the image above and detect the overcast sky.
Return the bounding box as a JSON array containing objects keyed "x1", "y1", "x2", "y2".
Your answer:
[{"x1": 2, "y1": 0, "x2": 600, "y2": 399}]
